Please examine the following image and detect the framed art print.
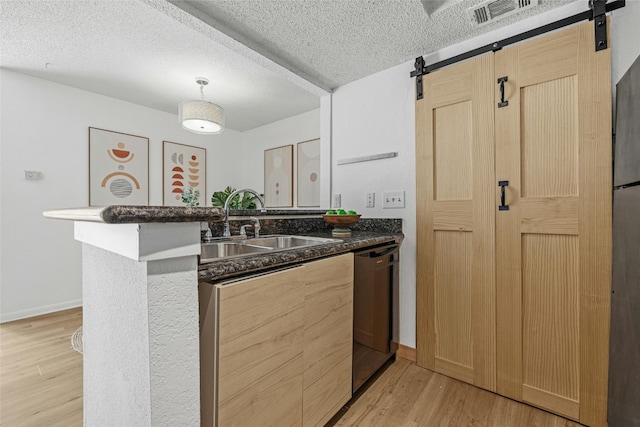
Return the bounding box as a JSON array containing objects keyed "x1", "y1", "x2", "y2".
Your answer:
[
  {"x1": 163, "y1": 141, "x2": 206, "y2": 206},
  {"x1": 264, "y1": 145, "x2": 293, "y2": 208},
  {"x1": 89, "y1": 127, "x2": 149, "y2": 206},
  {"x1": 296, "y1": 138, "x2": 320, "y2": 207}
]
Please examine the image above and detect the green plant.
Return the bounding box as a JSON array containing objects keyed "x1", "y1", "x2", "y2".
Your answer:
[
  {"x1": 181, "y1": 187, "x2": 200, "y2": 207},
  {"x1": 211, "y1": 186, "x2": 257, "y2": 209}
]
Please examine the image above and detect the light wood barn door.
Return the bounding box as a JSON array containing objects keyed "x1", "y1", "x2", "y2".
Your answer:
[
  {"x1": 416, "y1": 53, "x2": 497, "y2": 392},
  {"x1": 494, "y1": 21, "x2": 611, "y2": 426}
]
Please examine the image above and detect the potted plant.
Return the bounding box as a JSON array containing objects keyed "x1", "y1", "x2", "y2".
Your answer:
[
  {"x1": 181, "y1": 186, "x2": 200, "y2": 207},
  {"x1": 211, "y1": 186, "x2": 257, "y2": 209}
]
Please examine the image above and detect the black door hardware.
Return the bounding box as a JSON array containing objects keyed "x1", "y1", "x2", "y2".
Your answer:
[
  {"x1": 499, "y1": 181, "x2": 510, "y2": 211},
  {"x1": 498, "y1": 77, "x2": 508, "y2": 108}
]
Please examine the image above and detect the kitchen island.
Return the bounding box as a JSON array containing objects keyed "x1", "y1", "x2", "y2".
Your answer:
[{"x1": 43, "y1": 206, "x2": 402, "y2": 426}]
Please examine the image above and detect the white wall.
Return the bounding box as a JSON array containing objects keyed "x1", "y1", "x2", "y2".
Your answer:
[
  {"x1": 0, "y1": 70, "x2": 242, "y2": 322},
  {"x1": 332, "y1": 64, "x2": 416, "y2": 347},
  {"x1": 611, "y1": 0, "x2": 640, "y2": 92},
  {"x1": 240, "y1": 109, "x2": 321, "y2": 207},
  {"x1": 330, "y1": 1, "x2": 640, "y2": 348}
]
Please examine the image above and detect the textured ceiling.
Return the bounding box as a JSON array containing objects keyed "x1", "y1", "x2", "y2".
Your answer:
[
  {"x1": 169, "y1": 0, "x2": 577, "y2": 91},
  {"x1": 1, "y1": 0, "x2": 580, "y2": 132},
  {"x1": 0, "y1": 0, "x2": 323, "y2": 132}
]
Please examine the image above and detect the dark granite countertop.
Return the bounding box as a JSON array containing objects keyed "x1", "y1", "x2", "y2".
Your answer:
[
  {"x1": 43, "y1": 206, "x2": 224, "y2": 223},
  {"x1": 43, "y1": 206, "x2": 330, "y2": 223},
  {"x1": 198, "y1": 231, "x2": 403, "y2": 283},
  {"x1": 226, "y1": 209, "x2": 325, "y2": 217}
]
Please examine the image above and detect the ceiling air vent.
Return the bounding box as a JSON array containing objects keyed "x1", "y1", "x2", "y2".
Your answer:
[{"x1": 468, "y1": 0, "x2": 538, "y2": 27}]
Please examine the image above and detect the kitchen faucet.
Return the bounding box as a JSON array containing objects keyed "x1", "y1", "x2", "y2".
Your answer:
[
  {"x1": 222, "y1": 189, "x2": 266, "y2": 237},
  {"x1": 239, "y1": 217, "x2": 261, "y2": 237},
  {"x1": 250, "y1": 216, "x2": 261, "y2": 237}
]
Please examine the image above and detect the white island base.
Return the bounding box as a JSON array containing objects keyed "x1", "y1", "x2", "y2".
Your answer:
[{"x1": 75, "y1": 221, "x2": 202, "y2": 426}]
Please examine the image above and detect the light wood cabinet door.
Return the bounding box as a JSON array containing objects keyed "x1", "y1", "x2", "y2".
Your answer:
[
  {"x1": 494, "y1": 22, "x2": 611, "y2": 426},
  {"x1": 207, "y1": 254, "x2": 354, "y2": 427},
  {"x1": 215, "y1": 266, "x2": 306, "y2": 427},
  {"x1": 302, "y1": 253, "x2": 354, "y2": 427},
  {"x1": 416, "y1": 53, "x2": 497, "y2": 392}
]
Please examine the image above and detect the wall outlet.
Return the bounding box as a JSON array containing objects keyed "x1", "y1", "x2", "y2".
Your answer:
[
  {"x1": 382, "y1": 191, "x2": 405, "y2": 209},
  {"x1": 333, "y1": 193, "x2": 341, "y2": 208},
  {"x1": 366, "y1": 192, "x2": 375, "y2": 208}
]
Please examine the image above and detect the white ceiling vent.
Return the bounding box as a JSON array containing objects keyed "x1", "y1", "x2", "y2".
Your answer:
[{"x1": 468, "y1": 0, "x2": 539, "y2": 27}]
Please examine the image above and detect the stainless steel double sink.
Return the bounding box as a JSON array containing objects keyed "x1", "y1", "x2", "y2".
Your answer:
[{"x1": 200, "y1": 235, "x2": 342, "y2": 263}]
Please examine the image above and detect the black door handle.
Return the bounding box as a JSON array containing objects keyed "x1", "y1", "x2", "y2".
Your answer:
[
  {"x1": 498, "y1": 181, "x2": 509, "y2": 211},
  {"x1": 498, "y1": 76, "x2": 509, "y2": 108}
]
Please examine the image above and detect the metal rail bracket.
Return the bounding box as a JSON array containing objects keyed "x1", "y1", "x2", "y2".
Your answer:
[
  {"x1": 411, "y1": 56, "x2": 426, "y2": 100},
  {"x1": 590, "y1": 0, "x2": 608, "y2": 51}
]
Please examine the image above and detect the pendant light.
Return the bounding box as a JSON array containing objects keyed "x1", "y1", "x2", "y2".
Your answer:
[{"x1": 179, "y1": 77, "x2": 225, "y2": 134}]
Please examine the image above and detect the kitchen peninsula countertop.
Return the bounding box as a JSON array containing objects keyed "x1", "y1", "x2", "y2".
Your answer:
[
  {"x1": 198, "y1": 231, "x2": 403, "y2": 283},
  {"x1": 43, "y1": 205, "x2": 224, "y2": 223}
]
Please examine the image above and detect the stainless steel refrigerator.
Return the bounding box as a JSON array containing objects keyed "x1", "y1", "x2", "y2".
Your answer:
[{"x1": 608, "y1": 53, "x2": 640, "y2": 427}]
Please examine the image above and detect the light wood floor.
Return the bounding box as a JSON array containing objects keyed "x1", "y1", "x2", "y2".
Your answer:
[
  {"x1": 333, "y1": 358, "x2": 581, "y2": 426},
  {"x1": 0, "y1": 307, "x2": 83, "y2": 426},
  {"x1": 1, "y1": 308, "x2": 581, "y2": 426}
]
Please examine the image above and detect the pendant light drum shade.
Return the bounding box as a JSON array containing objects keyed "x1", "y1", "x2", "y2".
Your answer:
[
  {"x1": 179, "y1": 99, "x2": 224, "y2": 134},
  {"x1": 179, "y1": 78, "x2": 225, "y2": 134}
]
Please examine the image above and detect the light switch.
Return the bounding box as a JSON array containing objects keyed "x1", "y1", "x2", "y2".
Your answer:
[
  {"x1": 25, "y1": 170, "x2": 43, "y2": 180},
  {"x1": 382, "y1": 191, "x2": 405, "y2": 209}
]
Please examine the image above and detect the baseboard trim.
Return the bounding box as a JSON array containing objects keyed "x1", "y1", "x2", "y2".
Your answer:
[
  {"x1": 396, "y1": 343, "x2": 417, "y2": 362},
  {"x1": 0, "y1": 299, "x2": 83, "y2": 323}
]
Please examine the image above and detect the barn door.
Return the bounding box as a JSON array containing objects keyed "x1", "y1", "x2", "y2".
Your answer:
[
  {"x1": 494, "y1": 21, "x2": 611, "y2": 426},
  {"x1": 415, "y1": 53, "x2": 497, "y2": 392},
  {"x1": 416, "y1": 20, "x2": 612, "y2": 427}
]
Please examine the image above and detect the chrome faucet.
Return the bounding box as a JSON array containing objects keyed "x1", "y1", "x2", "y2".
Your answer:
[
  {"x1": 239, "y1": 224, "x2": 252, "y2": 237},
  {"x1": 203, "y1": 226, "x2": 214, "y2": 242},
  {"x1": 222, "y1": 188, "x2": 266, "y2": 237},
  {"x1": 250, "y1": 216, "x2": 261, "y2": 237}
]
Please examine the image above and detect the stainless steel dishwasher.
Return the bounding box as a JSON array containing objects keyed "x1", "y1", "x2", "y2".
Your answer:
[{"x1": 352, "y1": 241, "x2": 400, "y2": 393}]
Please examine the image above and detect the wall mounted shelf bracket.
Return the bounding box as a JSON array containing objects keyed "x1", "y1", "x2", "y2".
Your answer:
[{"x1": 336, "y1": 151, "x2": 398, "y2": 166}]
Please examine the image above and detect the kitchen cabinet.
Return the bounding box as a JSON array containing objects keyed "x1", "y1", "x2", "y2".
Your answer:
[
  {"x1": 199, "y1": 253, "x2": 354, "y2": 426},
  {"x1": 302, "y1": 255, "x2": 353, "y2": 427},
  {"x1": 214, "y1": 266, "x2": 305, "y2": 426},
  {"x1": 415, "y1": 21, "x2": 611, "y2": 426}
]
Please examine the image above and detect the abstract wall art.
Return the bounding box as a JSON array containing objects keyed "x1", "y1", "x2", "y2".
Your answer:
[
  {"x1": 264, "y1": 145, "x2": 293, "y2": 208},
  {"x1": 296, "y1": 138, "x2": 320, "y2": 207},
  {"x1": 89, "y1": 127, "x2": 149, "y2": 206},
  {"x1": 163, "y1": 141, "x2": 206, "y2": 206}
]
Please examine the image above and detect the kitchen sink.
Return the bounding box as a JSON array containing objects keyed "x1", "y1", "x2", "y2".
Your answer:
[
  {"x1": 199, "y1": 235, "x2": 341, "y2": 263},
  {"x1": 200, "y1": 241, "x2": 272, "y2": 262},
  {"x1": 246, "y1": 235, "x2": 340, "y2": 249}
]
